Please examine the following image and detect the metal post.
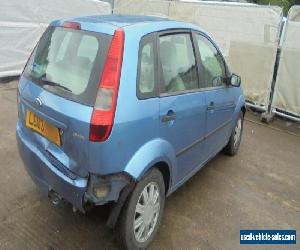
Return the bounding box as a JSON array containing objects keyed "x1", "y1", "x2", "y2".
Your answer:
[
  {"x1": 111, "y1": 0, "x2": 114, "y2": 11},
  {"x1": 261, "y1": 17, "x2": 286, "y2": 123}
]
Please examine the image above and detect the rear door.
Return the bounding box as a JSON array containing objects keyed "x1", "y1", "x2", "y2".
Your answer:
[
  {"x1": 19, "y1": 25, "x2": 111, "y2": 177},
  {"x1": 193, "y1": 33, "x2": 235, "y2": 159},
  {"x1": 157, "y1": 30, "x2": 207, "y2": 183}
]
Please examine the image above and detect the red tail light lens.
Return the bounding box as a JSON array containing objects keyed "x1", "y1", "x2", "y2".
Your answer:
[{"x1": 89, "y1": 28, "x2": 124, "y2": 142}]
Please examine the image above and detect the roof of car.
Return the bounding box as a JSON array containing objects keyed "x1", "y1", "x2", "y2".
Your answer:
[
  {"x1": 71, "y1": 15, "x2": 171, "y2": 28},
  {"x1": 52, "y1": 14, "x2": 207, "y2": 38}
]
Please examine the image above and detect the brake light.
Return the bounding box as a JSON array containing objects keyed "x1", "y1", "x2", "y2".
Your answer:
[
  {"x1": 89, "y1": 28, "x2": 124, "y2": 142},
  {"x1": 63, "y1": 21, "x2": 81, "y2": 30}
]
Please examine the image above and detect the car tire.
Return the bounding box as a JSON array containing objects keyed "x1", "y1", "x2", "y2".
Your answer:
[
  {"x1": 119, "y1": 168, "x2": 165, "y2": 250},
  {"x1": 224, "y1": 111, "x2": 244, "y2": 156}
]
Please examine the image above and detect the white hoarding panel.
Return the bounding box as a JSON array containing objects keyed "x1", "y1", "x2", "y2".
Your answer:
[
  {"x1": 114, "y1": 0, "x2": 170, "y2": 17},
  {"x1": 114, "y1": 0, "x2": 282, "y2": 106},
  {"x1": 273, "y1": 6, "x2": 300, "y2": 116},
  {"x1": 0, "y1": 0, "x2": 111, "y2": 77},
  {"x1": 169, "y1": 1, "x2": 282, "y2": 106}
]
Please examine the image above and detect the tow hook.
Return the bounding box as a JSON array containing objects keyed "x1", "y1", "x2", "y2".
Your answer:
[{"x1": 49, "y1": 190, "x2": 62, "y2": 207}]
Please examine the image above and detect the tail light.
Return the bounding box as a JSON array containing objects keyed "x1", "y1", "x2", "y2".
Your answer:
[
  {"x1": 89, "y1": 28, "x2": 124, "y2": 142},
  {"x1": 63, "y1": 21, "x2": 81, "y2": 30}
]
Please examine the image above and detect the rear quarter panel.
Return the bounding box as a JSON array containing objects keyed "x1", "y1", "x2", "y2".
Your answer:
[{"x1": 88, "y1": 27, "x2": 164, "y2": 178}]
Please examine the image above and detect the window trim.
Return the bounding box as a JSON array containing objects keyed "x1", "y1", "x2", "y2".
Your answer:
[
  {"x1": 159, "y1": 85, "x2": 227, "y2": 97},
  {"x1": 156, "y1": 29, "x2": 201, "y2": 97},
  {"x1": 136, "y1": 29, "x2": 233, "y2": 100},
  {"x1": 192, "y1": 30, "x2": 231, "y2": 89},
  {"x1": 136, "y1": 32, "x2": 159, "y2": 100}
]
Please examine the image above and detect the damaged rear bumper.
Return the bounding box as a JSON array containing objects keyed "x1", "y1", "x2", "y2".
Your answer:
[
  {"x1": 84, "y1": 173, "x2": 134, "y2": 205},
  {"x1": 16, "y1": 125, "x2": 87, "y2": 212},
  {"x1": 85, "y1": 173, "x2": 136, "y2": 228},
  {"x1": 17, "y1": 123, "x2": 135, "y2": 218}
]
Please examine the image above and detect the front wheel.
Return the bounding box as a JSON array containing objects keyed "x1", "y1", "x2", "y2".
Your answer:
[
  {"x1": 224, "y1": 111, "x2": 244, "y2": 156},
  {"x1": 119, "y1": 168, "x2": 165, "y2": 250}
]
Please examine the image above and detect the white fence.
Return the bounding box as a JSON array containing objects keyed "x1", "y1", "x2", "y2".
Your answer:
[
  {"x1": 0, "y1": 0, "x2": 111, "y2": 77},
  {"x1": 1, "y1": 0, "x2": 299, "y2": 119},
  {"x1": 114, "y1": 0, "x2": 283, "y2": 108},
  {"x1": 114, "y1": 0, "x2": 170, "y2": 16},
  {"x1": 273, "y1": 6, "x2": 300, "y2": 117}
]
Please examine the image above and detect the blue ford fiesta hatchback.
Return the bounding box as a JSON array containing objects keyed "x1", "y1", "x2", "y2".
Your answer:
[{"x1": 16, "y1": 15, "x2": 245, "y2": 249}]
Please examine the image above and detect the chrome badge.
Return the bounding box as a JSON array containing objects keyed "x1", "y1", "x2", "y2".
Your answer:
[{"x1": 35, "y1": 97, "x2": 42, "y2": 106}]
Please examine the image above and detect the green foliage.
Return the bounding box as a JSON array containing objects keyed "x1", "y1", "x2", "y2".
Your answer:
[{"x1": 249, "y1": 0, "x2": 296, "y2": 15}]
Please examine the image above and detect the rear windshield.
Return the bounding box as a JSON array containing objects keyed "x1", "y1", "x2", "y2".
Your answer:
[{"x1": 24, "y1": 26, "x2": 112, "y2": 106}]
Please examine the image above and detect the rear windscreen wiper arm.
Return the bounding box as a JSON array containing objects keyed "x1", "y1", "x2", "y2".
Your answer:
[{"x1": 41, "y1": 77, "x2": 72, "y2": 93}]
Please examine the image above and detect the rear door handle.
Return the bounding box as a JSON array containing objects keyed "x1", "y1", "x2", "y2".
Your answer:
[
  {"x1": 207, "y1": 101, "x2": 215, "y2": 110},
  {"x1": 161, "y1": 110, "x2": 176, "y2": 122}
]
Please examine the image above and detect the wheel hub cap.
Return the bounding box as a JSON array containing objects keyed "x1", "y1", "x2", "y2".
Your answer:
[
  {"x1": 133, "y1": 182, "x2": 160, "y2": 243},
  {"x1": 234, "y1": 118, "x2": 242, "y2": 147},
  {"x1": 144, "y1": 202, "x2": 155, "y2": 225}
]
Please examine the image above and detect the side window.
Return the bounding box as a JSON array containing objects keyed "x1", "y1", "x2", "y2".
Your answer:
[
  {"x1": 138, "y1": 39, "x2": 155, "y2": 98},
  {"x1": 195, "y1": 34, "x2": 226, "y2": 88},
  {"x1": 159, "y1": 33, "x2": 198, "y2": 94}
]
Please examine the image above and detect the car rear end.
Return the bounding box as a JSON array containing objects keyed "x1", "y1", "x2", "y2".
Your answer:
[{"x1": 16, "y1": 19, "x2": 129, "y2": 211}]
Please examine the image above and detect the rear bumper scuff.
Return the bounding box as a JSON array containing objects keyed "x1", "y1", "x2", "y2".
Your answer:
[{"x1": 16, "y1": 123, "x2": 87, "y2": 212}]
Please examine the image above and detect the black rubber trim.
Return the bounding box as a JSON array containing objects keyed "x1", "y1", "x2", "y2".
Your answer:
[{"x1": 106, "y1": 180, "x2": 136, "y2": 228}]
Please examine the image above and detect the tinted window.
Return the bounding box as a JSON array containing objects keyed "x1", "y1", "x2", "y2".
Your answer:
[
  {"x1": 138, "y1": 41, "x2": 155, "y2": 96},
  {"x1": 159, "y1": 33, "x2": 198, "y2": 93},
  {"x1": 195, "y1": 34, "x2": 226, "y2": 88},
  {"x1": 24, "y1": 26, "x2": 111, "y2": 106}
]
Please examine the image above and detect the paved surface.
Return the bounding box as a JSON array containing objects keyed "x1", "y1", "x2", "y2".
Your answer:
[{"x1": 0, "y1": 81, "x2": 299, "y2": 250}]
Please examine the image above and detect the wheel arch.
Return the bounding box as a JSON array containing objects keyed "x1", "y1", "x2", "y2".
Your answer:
[
  {"x1": 123, "y1": 138, "x2": 176, "y2": 194},
  {"x1": 153, "y1": 161, "x2": 171, "y2": 194},
  {"x1": 241, "y1": 105, "x2": 246, "y2": 116},
  {"x1": 234, "y1": 94, "x2": 246, "y2": 122}
]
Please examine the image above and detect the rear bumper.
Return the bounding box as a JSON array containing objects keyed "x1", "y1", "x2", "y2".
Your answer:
[{"x1": 16, "y1": 123, "x2": 87, "y2": 212}]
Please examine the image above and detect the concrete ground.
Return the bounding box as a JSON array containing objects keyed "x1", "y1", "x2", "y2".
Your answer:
[{"x1": 0, "y1": 81, "x2": 299, "y2": 250}]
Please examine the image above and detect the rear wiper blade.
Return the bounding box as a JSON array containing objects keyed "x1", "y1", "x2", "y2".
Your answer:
[{"x1": 41, "y1": 77, "x2": 72, "y2": 93}]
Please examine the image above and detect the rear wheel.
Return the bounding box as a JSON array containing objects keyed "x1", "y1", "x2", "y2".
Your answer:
[
  {"x1": 224, "y1": 111, "x2": 244, "y2": 156},
  {"x1": 119, "y1": 168, "x2": 165, "y2": 250}
]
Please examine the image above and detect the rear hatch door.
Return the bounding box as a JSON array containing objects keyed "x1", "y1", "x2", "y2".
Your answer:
[{"x1": 18, "y1": 24, "x2": 112, "y2": 178}]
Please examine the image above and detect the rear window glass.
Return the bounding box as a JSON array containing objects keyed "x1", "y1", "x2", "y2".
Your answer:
[{"x1": 24, "y1": 26, "x2": 112, "y2": 106}]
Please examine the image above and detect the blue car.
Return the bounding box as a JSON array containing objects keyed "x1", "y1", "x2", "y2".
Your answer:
[{"x1": 16, "y1": 15, "x2": 245, "y2": 249}]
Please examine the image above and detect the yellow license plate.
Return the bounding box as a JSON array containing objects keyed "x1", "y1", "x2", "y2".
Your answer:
[{"x1": 26, "y1": 110, "x2": 61, "y2": 146}]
